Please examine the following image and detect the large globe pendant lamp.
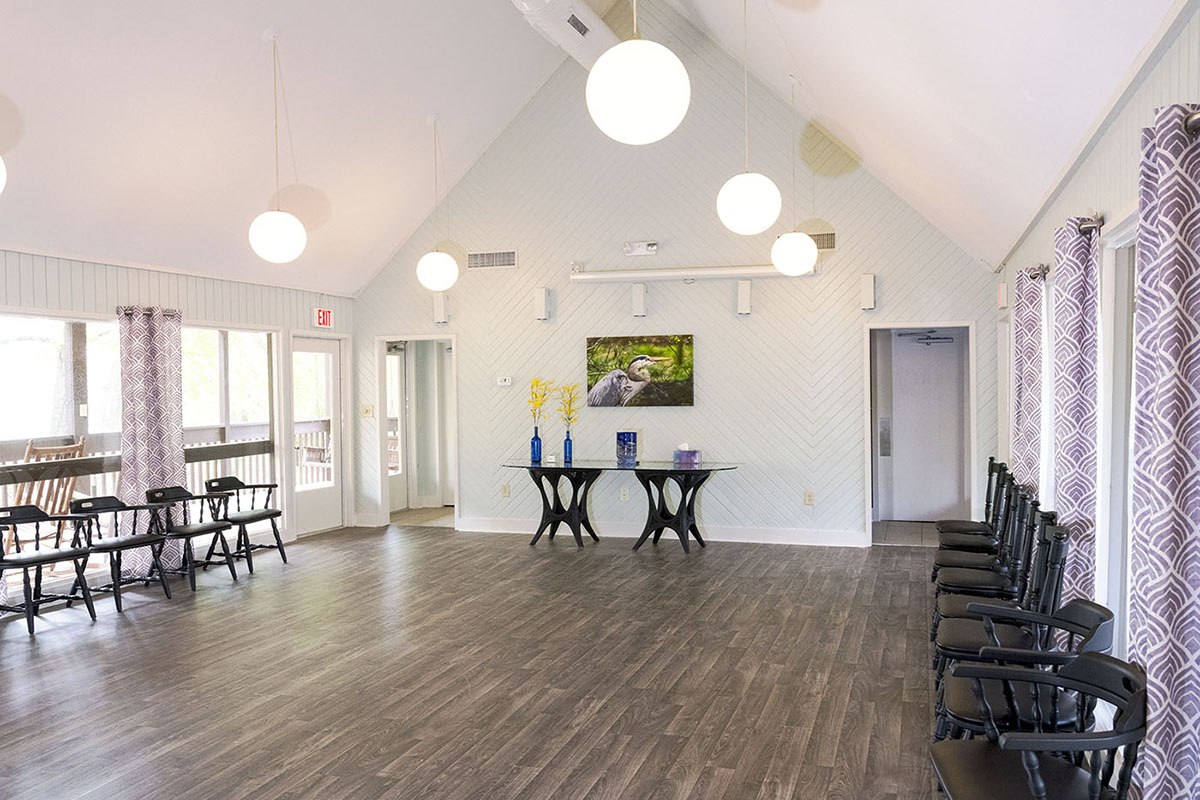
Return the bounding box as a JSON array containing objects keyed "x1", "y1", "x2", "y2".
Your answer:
[
  {"x1": 249, "y1": 35, "x2": 307, "y2": 264},
  {"x1": 416, "y1": 117, "x2": 460, "y2": 292},
  {"x1": 0, "y1": 154, "x2": 7, "y2": 196},
  {"x1": 772, "y1": 80, "x2": 818, "y2": 276},
  {"x1": 585, "y1": 0, "x2": 690, "y2": 145},
  {"x1": 718, "y1": 0, "x2": 781, "y2": 236}
]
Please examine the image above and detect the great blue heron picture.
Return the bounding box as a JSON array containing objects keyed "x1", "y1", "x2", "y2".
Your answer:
[{"x1": 586, "y1": 335, "x2": 694, "y2": 407}]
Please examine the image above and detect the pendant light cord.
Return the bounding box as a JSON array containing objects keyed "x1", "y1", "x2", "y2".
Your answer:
[
  {"x1": 272, "y1": 38, "x2": 281, "y2": 210},
  {"x1": 742, "y1": 0, "x2": 749, "y2": 173},
  {"x1": 632, "y1": 0, "x2": 638, "y2": 38},
  {"x1": 790, "y1": 81, "x2": 796, "y2": 229},
  {"x1": 432, "y1": 119, "x2": 440, "y2": 251}
]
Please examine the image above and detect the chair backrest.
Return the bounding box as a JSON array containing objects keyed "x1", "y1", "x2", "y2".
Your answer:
[
  {"x1": 1024, "y1": 519, "x2": 1066, "y2": 615},
  {"x1": 1052, "y1": 599, "x2": 1115, "y2": 655},
  {"x1": 205, "y1": 476, "x2": 246, "y2": 493},
  {"x1": 206, "y1": 476, "x2": 274, "y2": 511},
  {"x1": 0, "y1": 504, "x2": 69, "y2": 553},
  {"x1": 70, "y1": 496, "x2": 128, "y2": 514},
  {"x1": 988, "y1": 467, "x2": 1012, "y2": 532},
  {"x1": 146, "y1": 486, "x2": 193, "y2": 504},
  {"x1": 996, "y1": 486, "x2": 1031, "y2": 576},
  {"x1": 71, "y1": 495, "x2": 150, "y2": 542},
  {"x1": 13, "y1": 438, "x2": 86, "y2": 516},
  {"x1": 981, "y1": 457, "x2": 998, "y2": 521}
]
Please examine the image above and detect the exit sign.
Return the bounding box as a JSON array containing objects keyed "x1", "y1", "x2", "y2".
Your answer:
[{"x1": 313, "y1": 308, "x2": 334, "y2": 328}]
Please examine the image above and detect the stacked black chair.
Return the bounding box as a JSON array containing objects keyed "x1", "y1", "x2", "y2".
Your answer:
[
  {"x1": 930, "y1": 652, "x2": 1147, "y2": 800},
  {"x1": 145, "y1": 486, "x2": 237, "y2": 590},
  {"x1": 935, "y1": 488, "x2": 1038, "y2": 608},
  {"x1": 931, "y1": 515, "x2": 1063, "y2": 639},
  {"x1": 935, "y1": 597, "x2": 1114, "y2": 740},
  {"x1": 0, "y1": 505, "x2": 96, "y2": 634},
  {"x1": 932, "y1": 473, "x2": 1016, "y2": 580},
  {"x1": 68, "y1": 496, "x2": 173, "y2": 610},
  {"x1": 936, "y1": 457, "x2": 1006, "y2": 535},
  {"x1": 204, "y1": 476, "x2": 286, "y2": 573}
]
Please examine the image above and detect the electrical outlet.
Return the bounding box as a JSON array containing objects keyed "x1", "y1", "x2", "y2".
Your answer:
[
  {"x1": 360, "y1": 404, "x2": 375, "y2": 419},
  {"x1": 619, "y1": 487, "x2": 629, "y2": 501},
  {"x1": 500, "y1": 483, "x2": 510, "y2": 498},
  {"x1": 803, "y1": 491, "x2": 815, "y2": 506}
]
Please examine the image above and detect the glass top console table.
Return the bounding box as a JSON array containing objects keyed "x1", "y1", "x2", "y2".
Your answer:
[{"x1": 501, "y1": 460, "x2": 738, "y2": 552}]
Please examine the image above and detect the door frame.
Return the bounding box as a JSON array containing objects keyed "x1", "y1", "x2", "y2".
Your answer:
[
  {"x1": 288, "y1": 330, "x2": 353, "y2": 536},
  {"x1": 374, "y1": 333, "x2": 459, "y2": 530},
  {"x1": 862, "y1": 320, "x2": 978, "y2": 539}
]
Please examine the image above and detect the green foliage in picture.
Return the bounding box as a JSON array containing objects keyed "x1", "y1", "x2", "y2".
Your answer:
[{"x1": 586, "y1": 335, "x2": 694, "y2": 407}]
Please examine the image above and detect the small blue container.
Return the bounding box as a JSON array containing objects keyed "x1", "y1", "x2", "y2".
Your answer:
[{"x1": 616, "y1": 431, "x2": 637, "y2": 468}]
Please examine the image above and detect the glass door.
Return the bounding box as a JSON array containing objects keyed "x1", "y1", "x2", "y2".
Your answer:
[{"x1": 292, "y1": 337, "x2": 343, "y2": 533}]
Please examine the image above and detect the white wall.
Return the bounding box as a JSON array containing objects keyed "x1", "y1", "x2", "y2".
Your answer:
[{"x1": 351, "y1": 0, "x2": 999, "y2": 545}]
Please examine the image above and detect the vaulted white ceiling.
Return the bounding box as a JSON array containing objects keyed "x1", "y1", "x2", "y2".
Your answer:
[
  {"x1": 671, "y1": 0, "x2": 1181, "y2": 269},
  {"x1": 0, "y1": 1, "x2": 612, "y2": 295},
  {"x1": 0, "y1": 1, "x2": 1183, "y2": 294}
]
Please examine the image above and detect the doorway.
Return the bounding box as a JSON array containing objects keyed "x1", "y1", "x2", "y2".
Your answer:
[
  {"x1": 868, "y1": 325, "x2": 973, "y2": 546},
  {"x1": 292, "y1": 336, "x2": 345, "y2": 534},
  {"x1": 383, "y1": 338, "x2": 456, "y2": 529}
]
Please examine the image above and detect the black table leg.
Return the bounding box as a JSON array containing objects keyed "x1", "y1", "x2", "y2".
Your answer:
[
  {"x1": 527, "y1": 468, "x2": 601, "y2": 547},
  {"x1": 633, "y1": 470, "x2": 712, "y2": 553}
]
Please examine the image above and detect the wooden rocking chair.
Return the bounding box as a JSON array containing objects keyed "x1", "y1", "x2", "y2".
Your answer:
[{"x1": 4, "y1": 438, "x2": 87, "y2": 564}]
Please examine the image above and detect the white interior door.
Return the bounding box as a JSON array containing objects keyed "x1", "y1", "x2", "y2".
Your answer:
[
  {"x1": 386, "y1": 347, "x2": 408, "y2": 513},
  {"x1": 292, "y1": 337, "x2": 343, "y2": 533},
  {"x1": 891, "y1": 329, "x2": 970, "y2": 520}
]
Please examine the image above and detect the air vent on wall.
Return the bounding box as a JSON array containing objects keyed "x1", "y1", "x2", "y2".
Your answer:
[
  {"x1": 467, "y1": 250, "x2": 518, "y2": 270},
  {"x1": 811, "y1": 232, "x2": 836, "y2": 251},
  {"x1": 566, "y1": 14, "x2": 589, "y2": 36}
]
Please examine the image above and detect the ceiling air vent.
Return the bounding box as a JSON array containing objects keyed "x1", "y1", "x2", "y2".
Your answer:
[
  {"x1": 811, "y1": 232, "x2": 836, "y2": 251},
  {"x1": 566, "y1": 14, "x2": 589, "y2": 37},
  {"x1": 467, "y1": 250, "x2": 518, "y2": 270}
]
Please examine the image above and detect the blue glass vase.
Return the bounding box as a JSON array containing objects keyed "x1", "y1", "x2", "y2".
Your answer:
[
  {"x1": 531, "y1": 426, "x2": 542, "y2": 463},
  {"x1": 563, "y1": 431, "x2": 573, "y2": 464}
]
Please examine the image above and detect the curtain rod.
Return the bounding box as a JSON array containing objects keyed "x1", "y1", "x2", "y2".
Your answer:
[
  {"x1": 1186, "y1": 110, "x2": 1200, "y2": 137},
  {"x1": 116, "y1": 307, "x2": 180, "y2": 317},
  {"x1": 1077, "y1": 214, "x2": 1104, "y2": 235}
]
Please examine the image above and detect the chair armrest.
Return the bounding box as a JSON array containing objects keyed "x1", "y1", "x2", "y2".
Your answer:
[
  {"x1": 964, "y1": 603, "x2": 1091, "y2": 636},
  {"x1": 977, "y1": 646, "x2": 1076, "y2": 666},
  {"x1": 239, "y1": 483, "x2": 278, "y2": 490},
  {"x1": 190, "y1": 492, "x2": 232, "y2": 501},
  {"x1": 41, "y1": 513, "x2": 98, "y2": 523},
  {"x1": 999, "y1": 728, "x2": 1145, "y2": 752}
]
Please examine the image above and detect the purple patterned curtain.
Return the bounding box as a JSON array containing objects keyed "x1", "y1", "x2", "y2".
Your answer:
[
  {"x1": 1011, "y1": 265, "x2": 1048, "y2": 487},
  {"x1": 117, "y1": 307, "x2": 186, "y2": 572},
  {"x1": 1128, "y1": 103, "x2": 1200, "y2": 800},
  {"x1": 1052, "y1": 217, "x2": 1100, "y2": 602}
]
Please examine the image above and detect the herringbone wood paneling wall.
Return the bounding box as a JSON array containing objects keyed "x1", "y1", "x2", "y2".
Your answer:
[{"x1": 352, "y1": 0, "x2": 998, "y2": 543}]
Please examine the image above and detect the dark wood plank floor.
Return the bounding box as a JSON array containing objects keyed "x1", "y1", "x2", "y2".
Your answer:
[{"x1": 0, "y1": 526, "x2": 936, "y2": 799}]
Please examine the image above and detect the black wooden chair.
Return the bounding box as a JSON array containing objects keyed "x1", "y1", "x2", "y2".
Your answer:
[
  {"x1": 935, "y1": 488, "x2": 1037, "y2": 603},
  {"x1": 68, "y1": 496, "x2": 173, "y2": 610},
  {"x1": 931, "y1": 652, "x2": 1146, "y2": 800},
  {"x1": 937, "y1": 473, "x2": 1015, "y2": 555},
  {"x1": 0, "y1": 505, "x2": 95, "y2": 634},
  {"x1": 931, "y1": 515, "x2": 1063, "y2": 641},
  {"x1": 204, "y1": 476, "x2": 286, "y2": 574},
  {"x1": 936, "y1": 457, "x2": 1006, "y2": 535},
  {"x1": 145, "y1": 486, "x2": 236, "y2": 590}
]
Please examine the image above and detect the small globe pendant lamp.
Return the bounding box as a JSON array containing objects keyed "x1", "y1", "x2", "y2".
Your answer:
[
  {"x1": 585, "y1": 0, "x2": 691, "y2": 145},
  {"x1": 772, "y1": 79, "x2": 818, "y2": 276},
  {"x1": 249, "y1": 35, "x2": 306, "y2": 264},
  {"x1": 416, "y1": 117, "x2": 459, "y2": 292},
  {"x1": 717, "y1": 0, "x2": 781, "y2": 236}
]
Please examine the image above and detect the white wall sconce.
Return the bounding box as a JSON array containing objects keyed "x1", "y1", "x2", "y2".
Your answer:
[
  {"x1": 736, "y1": 280, "x2": 752, "y2": 315},
  {"x1": 533, "y1": 287, "x2": 550, "y2": 320},
  {"x1": 861, "y1": 274, "x2": 876, "y2": 310},
  {"x1": 632, "y1": 283, "x2": 646, "y2": 317},
  {"x1": 433, "y1": 292, "x2": 448, "y2": 324}
]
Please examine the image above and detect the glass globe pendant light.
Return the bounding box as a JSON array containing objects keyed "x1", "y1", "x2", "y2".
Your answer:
[
  {"x1": 0, "y1": 154, "x2": 7, "y2": 196},
  {"x1": 772, "y1": 80, "x2": 818, "y2": 276},
  {"x1": 416, "y1": 117, "x2": 459, "y2": 292},
  {"x1": 585, "y1": 0, "x2": 690, "y2": 145},
  {"x1": 249, "y1": 35, "x2": 306, "y2": 264},
  {"x1": 717, "y1": 0, "x2": 781, "y2": 236}
]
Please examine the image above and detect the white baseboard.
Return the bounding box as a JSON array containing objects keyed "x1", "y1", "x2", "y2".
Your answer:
[{"x1": 455, "y1": 517, "x2": 869, "y2": 548}]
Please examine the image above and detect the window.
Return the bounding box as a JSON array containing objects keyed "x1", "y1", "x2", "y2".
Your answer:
[{"x1": 182, "y1": 327, "x2": 221, "y2": 429}]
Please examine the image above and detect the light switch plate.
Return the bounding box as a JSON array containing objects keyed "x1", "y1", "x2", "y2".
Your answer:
[{"x1": 497, "y1": 376, "x2": 512, "y2": 387}]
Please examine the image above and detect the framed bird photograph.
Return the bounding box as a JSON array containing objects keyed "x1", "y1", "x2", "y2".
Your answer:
[{"x1": 586, "y1": 335, "x2": 694, "y2": 407}]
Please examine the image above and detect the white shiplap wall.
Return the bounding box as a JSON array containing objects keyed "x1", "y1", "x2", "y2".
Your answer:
[
  {"x1": 1, "y1": 249, "x2": 353, "y2": 333},
  {"x1": 1004, "y1": 4, "x2": 1200, "y2": 271},
  {"x1": 352, "y1": 0, "x2": 999, "y2": 544}
]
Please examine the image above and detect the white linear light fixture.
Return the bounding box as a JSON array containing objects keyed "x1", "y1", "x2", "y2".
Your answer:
[
  {"x1": 0, "y1": 154, "x2": 7, "y2": 196},
  {"x1": 771, "y1": 78, "x2": 818, "y2": 276},
  {"x1": 585, "y1": 0, "x2": 690, "y2": 145},
  {"x1": 248, "y1": 33, "x2": 307, "y2": 264},
  {"x1": 416, "y1": 115, "x2": 460, "y2": 292},
  {"x1": 717, "y1": 0, "x2": 780, "y2": 236}
]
